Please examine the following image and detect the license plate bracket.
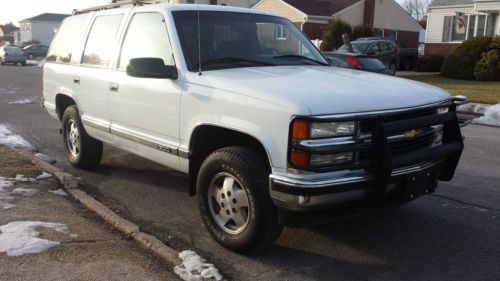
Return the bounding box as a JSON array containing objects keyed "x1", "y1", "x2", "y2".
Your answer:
[{"x1": 405, "y1": 170, "x2": 437, "y2": 199}]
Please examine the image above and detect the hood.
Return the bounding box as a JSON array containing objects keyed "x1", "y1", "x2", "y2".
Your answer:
[{"x1": 189, "y1": 66, "x2": 450, "y2": 116}]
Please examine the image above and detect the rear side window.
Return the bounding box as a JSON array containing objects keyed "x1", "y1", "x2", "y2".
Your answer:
[
  {"x1": 46, "y1": 14, "x2": 89, "y2": 64},
  {"x1": 118, "y1": 13, "x2": 174, "y2": 70},
  {"x1": 82, "y1": 14, "x2": 124, "y2": 67}
]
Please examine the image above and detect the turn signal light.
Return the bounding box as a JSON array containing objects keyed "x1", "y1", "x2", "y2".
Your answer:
[
  {"x1": 290, "y1": 150, "x2": 309, "y2": 168},
  {"x1": 292, "y1": 120, "x2": 310, "y2": 140}
]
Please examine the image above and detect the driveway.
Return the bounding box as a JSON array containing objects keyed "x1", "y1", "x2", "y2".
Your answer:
[{"x1": 1, "y1": 65, "x2": 499, "y2": 281}]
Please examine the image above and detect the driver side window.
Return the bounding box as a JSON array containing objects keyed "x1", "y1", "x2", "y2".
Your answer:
[
  {"x1": 368, "y1": 44, "x2": 380, "y2": 54},
  {"x1": 118, "y1": 12, "x2": 174, "y2": 71}
]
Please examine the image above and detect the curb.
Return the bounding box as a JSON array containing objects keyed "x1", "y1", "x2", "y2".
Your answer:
[{"x1": 17, "y1": 149, "x2": 183, "y2": 267}]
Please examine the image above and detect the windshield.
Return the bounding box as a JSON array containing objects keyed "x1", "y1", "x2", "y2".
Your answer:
[
  {"x1": 172, "y1": 11, "x2": 328, "y2": 71},
  {"x1": 338, "y1": 42, "x2": 372, "y2": 54}
]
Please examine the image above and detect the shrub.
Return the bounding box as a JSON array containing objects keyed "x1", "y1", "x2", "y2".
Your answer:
[
  {"x1": 352, "y1": 25, "x2": 374, "y2": 41},
  {"x1": 416, "y1": 54, "x2": 445, "y2": 72},
  {"x1": 474, "y1": 36, "x2": 500, "y2": 81},
  {"x1": 441, "y1": 36, "x2": 492, "y2": 80},
  {"x1": 320, "y1": 19, "x2": 352, "y2": 51}
]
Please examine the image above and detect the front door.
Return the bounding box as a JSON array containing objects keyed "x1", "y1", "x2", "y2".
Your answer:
[{"x1": 109, "y1": 12, "x2": 182, "y2": 168}]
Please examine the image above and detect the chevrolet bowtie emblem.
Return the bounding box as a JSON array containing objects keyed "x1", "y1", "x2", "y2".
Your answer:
[{"x1": 404, "y1": 129, "x2": 420, "y2": 140}]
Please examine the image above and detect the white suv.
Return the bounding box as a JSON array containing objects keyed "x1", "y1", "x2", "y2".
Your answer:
[{"x1": 42, "y1": 3, "x2": 465, "y2": 253}]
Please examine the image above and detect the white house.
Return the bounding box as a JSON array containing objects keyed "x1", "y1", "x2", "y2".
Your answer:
[
  {"x1": 425, "y1": 0, "x2": 500, "y2": 56},
  {"x1": 19, "y1": 13, "x2": 69, "y2": 46}
]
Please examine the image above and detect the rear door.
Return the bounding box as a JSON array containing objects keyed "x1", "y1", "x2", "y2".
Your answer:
[
  {"x1": 108, "y1": 12, "x2": 182, "y2": 168},
  {"x1": 76, "y1": 10, "x2": 126, "y2": 142}
]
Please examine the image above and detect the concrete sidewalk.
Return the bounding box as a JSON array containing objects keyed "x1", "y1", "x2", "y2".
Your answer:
[{"x1": 0, "y1": 146, "x2": 177, "y2": 281}]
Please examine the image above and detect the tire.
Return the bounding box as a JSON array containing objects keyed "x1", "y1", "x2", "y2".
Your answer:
[
  {"x1": 0, "y1": 58, "x2": 4, "y2": 65},
  {"x1": 27, "y1": 53, "x2": 35, "y2": 60},
  {"x1": 197, "y1": 146, "x2": 283, "y2": 253},
  {"x1": 62, "y1": 105, "x2": 103, "y2": 169},
  {"x1": 388, "y1": 61, "x2": 397, "y2": 76},
  {"x1": 21, "y1": 62, "x2": 26, "y2": 66}
]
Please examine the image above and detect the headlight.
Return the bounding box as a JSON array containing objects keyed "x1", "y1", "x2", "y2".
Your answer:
[
  {"x1": 437, "y1": 107, "x2": 449, "y2": 114},
  {"x1": 310, "y1": 121, "x2": 357, "y2": 138}
]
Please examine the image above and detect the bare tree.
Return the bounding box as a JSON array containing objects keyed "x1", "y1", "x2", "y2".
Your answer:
[{"x1": 401, "y1": 0, "x2": 429, "y2": 21}]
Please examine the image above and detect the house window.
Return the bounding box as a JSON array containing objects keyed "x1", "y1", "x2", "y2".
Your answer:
[
  {"x1": 486, "y1": 15, "x2": 496, "y2": 37},
  {"x1": 442, "y1": 16, "x2": 452, "y2": 42},
  {"x1": 275, "y1": 24, "x2": 287, "y2": 40},
  {"x1": 451, "y1": 14, "x2": 467, "y2": 41},
  {"x1": 477, "y1": 15, "x2": 486, "y2": 36},
  {"x1": 467, "y1": 15, "x2": 476, "y2": 39}
]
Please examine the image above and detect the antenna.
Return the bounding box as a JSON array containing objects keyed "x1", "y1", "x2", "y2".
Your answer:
[{"x1": 197, "y1": 5, "x2": 202, "y2": 76}]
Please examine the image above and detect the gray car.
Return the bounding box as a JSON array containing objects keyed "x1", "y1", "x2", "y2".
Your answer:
[
  {"x1": 0, "y1": 46, "x2": 27, "y2": 66},
  {"x1": 338, "y1": 38, "x2": 399, "y2": 75}
]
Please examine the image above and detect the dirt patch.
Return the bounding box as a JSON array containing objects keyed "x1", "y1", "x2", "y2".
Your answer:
[{"x1": 0, "y1": 145, "x2": 42, "y2": 178}]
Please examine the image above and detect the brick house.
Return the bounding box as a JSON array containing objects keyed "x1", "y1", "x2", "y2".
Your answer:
[
  {"x1": 425, "y1": 0, "x2": 500, "y2": 57},
  {"x1": 253, "y1": 0, "x2": 424, "y2": 48}
]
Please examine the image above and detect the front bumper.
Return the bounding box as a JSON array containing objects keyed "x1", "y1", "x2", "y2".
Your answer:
[{"x1": 270, "y1": 100, "x2": 464, "y2": 224}]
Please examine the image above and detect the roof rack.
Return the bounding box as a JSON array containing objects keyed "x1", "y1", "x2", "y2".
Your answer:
[{"x1": 72, "y1": 0, "x2": 160, "y2": 15}]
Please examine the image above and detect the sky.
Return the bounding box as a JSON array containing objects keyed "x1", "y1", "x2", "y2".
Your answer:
[{"x1": 1, "y1": 0, "x2": 408, "y2": 26}]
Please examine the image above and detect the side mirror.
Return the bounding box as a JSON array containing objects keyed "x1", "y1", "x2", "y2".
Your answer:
[{"x1": 126, "y1": 58, "x2": 178, "y2": 79}]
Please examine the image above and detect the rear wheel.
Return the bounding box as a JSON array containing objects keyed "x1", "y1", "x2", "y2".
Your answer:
[
  {"x1": 388, "y1": 61, "x2": 397, "y2": 75},
  {"x1": 197, "y1": 146, "x2": 282, "y2": 253},
  {"x1": 62, "y1": 105, "x2": 103, "y2": 169},
  {"x1": 0, "y1": 58, "x2": 3, "y2": 65},
  {"x1": 27, "y1": 53, "x2": 34, "y2": 60}
]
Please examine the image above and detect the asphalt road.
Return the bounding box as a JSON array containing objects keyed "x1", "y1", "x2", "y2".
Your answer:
[{"x1": 1, "y1": 65, "x2": 499, "y2": 281}]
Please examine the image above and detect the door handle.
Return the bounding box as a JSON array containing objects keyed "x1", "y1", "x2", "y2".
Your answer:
[
  {"x1": 109, "y1": 82, "x2": 119, "y2": 92},
  {"x1": 73, "y1": 76, "x2": 80, "y2": 84}
]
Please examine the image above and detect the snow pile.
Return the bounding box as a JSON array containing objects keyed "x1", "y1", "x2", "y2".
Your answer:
[
  {"x1": 36, "y1": 172, "x2": 52, "y2": 180},
  {"x1": 473, "y1": 104, "x2": 500, "y2": 127},
  {"x1": 49, "y1": 189, "x2": 68, "y2": 196},
  {"x1": 0, "y1": 221, "x2": 70, "y2": 256},
  {"x1": 457, "y1": 103, "x2": 490, "y2": 115},
  {"x1": 35, "y1": 153, "x2": 57, "y2": 164},
  {"x1": 12, "y1": 188, "x2": 39, "y2": 196},
  {"x1": 0, "y1": 124, "x2": 36, "y2": 151},
  {"x1": 174, "y1": 250, "x2": 223, "y2": 281},
  {"x1": 8, "y1": 98, "x2": 36, "y2": 105}
]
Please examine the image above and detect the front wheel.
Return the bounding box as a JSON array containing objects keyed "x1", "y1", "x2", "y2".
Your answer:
[
  {"x1": 62, "y1": 105, "x2": 103, "y2": 169},
  {"x1": 197, "y1": 146, "x2": 283, "y2": 253},
  {"x1": 27, "y1": 53, "x2": 34, "y2": 60}
]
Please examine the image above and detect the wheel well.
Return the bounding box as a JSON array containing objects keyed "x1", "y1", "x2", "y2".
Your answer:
[
  {"x1": 55, "y1": 94, "x2": 76, "y2": 120},
  {"x1": 188, "y1": 125, "x2": 270, "y2": 196}
]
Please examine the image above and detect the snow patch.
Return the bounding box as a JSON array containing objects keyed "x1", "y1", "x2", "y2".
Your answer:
[
  {"x1": 48, "y1": 189, "x2": 68, "y2": 197},
  {"x1": 0, "y1": 124, "x2": 36, "y2": 151},
  {"x1": 174, "y1": 250, "x2": 223, "y2": 281},
  {"x1": 12, "y1": 188, "x2": 39, "y2": 196},
  {"x1": 36, "y1": 172, "x2": 52, "y2": 180},
  {"x1": 0, "y1": 221, "x2": 69, "y2": 256},
  {"x1": 8, "y1": 98, "x2": 36, "y2": 105},
  {"x1": 473, "y1": 104, "x2": 500, "y2": 127},
  {"x1": 35, "y1": 153, "x2": 57, "y2": 164},
  {"x1": 457, "y1": 103, "x2": 490, "y2": 115}
]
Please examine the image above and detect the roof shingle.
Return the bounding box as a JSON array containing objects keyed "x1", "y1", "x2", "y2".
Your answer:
[
  {"x1": 19, "y1": 13, "x2": 70, "y2": 23},
  {"x1": 283, "y1": 0, "x2": 361, "y2": 17},
  {"x1": 429, "y1": 0, "x2": 474, "y2": 8}
]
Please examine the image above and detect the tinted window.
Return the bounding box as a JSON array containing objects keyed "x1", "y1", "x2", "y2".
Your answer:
[
  {"x1": 82, "y1": 14, "x2": 123, "y2": 67},
  {"x1": 118, "y1": 13, "x2": 174, "y2": 70},
  {"x1": 46, "y1": 14, "x2": 90, "y2": 64},
  {"x1": 340, "y1": 42, "x2": 371, "y2": 53},
  {"x1": 5, "y1": 47, "x2": 23, "y2": 54}
]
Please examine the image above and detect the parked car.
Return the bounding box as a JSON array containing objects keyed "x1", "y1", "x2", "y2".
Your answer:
[
  {"x1": 42, "y1": 3, "x2": 465, "y2": 253},
  {"x1": 23, "y1": 44, "x2": 49, "y2": 59},
  {"x1": 323, "y1": 52, "x2": 388, "y2": 74},
  {"x1": 338, "y1": 38, "x2": 399, "y2": 75},
  {"x1": 396, "y1": 41, "x2": 419, "y2": 70},
  {"x1": 0, "y1": 45, "x2": 26, "y2": 66}
]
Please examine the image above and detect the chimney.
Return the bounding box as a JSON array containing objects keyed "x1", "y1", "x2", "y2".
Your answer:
[
  {"x1": 210, "y1": 0, "x2": 217, "y2": 4},
  {"x1": 364, "y1": 0, "x2": 375, "y2": 27}
]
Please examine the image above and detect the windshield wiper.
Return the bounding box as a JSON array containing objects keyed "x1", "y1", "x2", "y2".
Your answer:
[
  {"x1": 273, "y1": 55, "x2": 329, "y2": 66},
  {"x1": 193, "y1": 57, "x2": 274, "y2": 69}
]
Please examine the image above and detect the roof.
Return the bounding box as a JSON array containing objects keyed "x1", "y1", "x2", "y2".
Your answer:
[
  {"x1": 282, "y1": 0, "x2": 361, "y2": 16},
  {"x1": 429, "y1": 0, "x2": 474, "y2": 7},
  {"x1": 19, "y1": 13, "x2": 70, "y2": 23}
]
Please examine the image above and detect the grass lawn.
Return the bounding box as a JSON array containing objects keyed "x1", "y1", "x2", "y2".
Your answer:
[{"x1": 405, "y1": 74, "x2": 500, "y2": 104}]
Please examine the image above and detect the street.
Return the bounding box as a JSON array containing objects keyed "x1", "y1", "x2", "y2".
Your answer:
[{"x1": 1, "y1": 65, "x2": 499, "y2": 281}]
